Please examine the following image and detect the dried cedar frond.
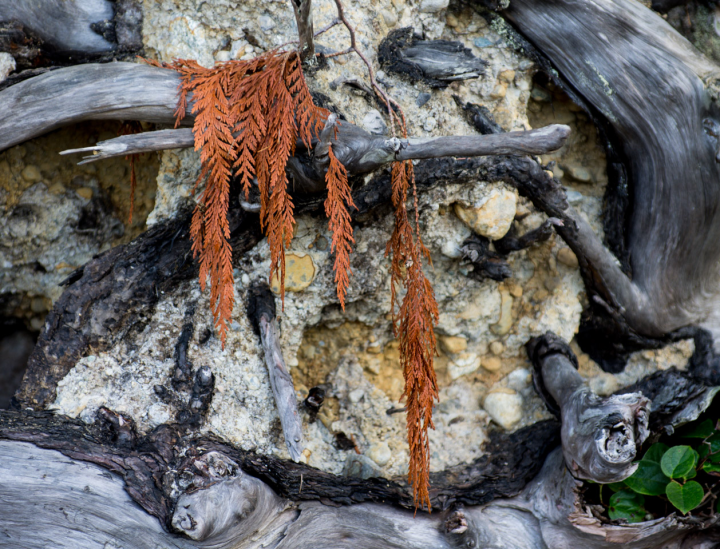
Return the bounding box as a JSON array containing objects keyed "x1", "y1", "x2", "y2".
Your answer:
[{"x1": 168, "y1": 52, "x2": 326, "y2": 345}]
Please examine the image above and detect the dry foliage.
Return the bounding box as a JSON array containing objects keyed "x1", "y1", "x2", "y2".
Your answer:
[
  {"x1": 118, "y1": 121, "x2": 143, "y2": 224},
  {"x1": 147, "y1": 49, "x2": 438, "y2": 509},
  {"x1": 166, "y1": 51, "x2": 329, "y2": 343},
  {"x1": 386, "y1": 159, "x2": 439, "y2": 510},
  {"x1": 324, "y1": 143, "x2": 356, "y2": 309}
]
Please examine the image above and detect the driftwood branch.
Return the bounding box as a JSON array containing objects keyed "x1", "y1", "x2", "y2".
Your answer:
[
  {"x1": 527, "y1": 333, "x2": 650, "y2": 483},
  {"x1": 0, "y1": 0, "x2": 115, "y2": 54},
  {"x1": 60, "y1": 128, "x2": 196, "y2": 163},
  {"x1": 2, "y1": 346, "x2": 718, "y2": 548},
  {"x1": 0, "y1": 63, "x2": 188, "y2": 151},
  {"x1": 59, "y1": 115, "x2": 569, "y2": 175},
  {"x1": 247, "y1": 285, "x2": 305, "y2": 462}
]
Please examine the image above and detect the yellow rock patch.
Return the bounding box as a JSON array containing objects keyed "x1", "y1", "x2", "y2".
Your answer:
[{"x1": 270, "y1": 253, "x2": 316, "y2": 293}]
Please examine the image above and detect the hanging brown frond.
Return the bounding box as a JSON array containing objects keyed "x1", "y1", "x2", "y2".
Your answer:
[
  {"x1": 118, "y1": 121, "x2": 143, "y2": 224},
  {"x1": 164, "y1": 47, "x2": 438, "y2": 510},
  {"x1": 325, "y1": 143, "x2": 355, "y2": 308},
  {"x1": 386, "y1": 159, "x2": 439, "y2": 511},
  {"x1": 168, "y1": 52, "x2": 327, "y2": 346}
]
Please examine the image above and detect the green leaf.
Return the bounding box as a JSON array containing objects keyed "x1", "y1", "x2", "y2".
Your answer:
[
  {"x1": 643, "y1": 443, "x2": 669, "y2": 463},
  {"x1": 704, "y1": 461, "x2": 720, "y2": 475},
  {"x1": 707, "y1": 433, "x2": 720, "y2": 454},
  {"x1": 608, "y1": 481, "x2": 626, "y2": 492},
  {"x1": 698, "y1": 444, "x2": 710, "y2": 461},
  {"x1": 681, "y1": 419, "x2": 715, "y2": 439},
  {"x1": 625, "y1": 460, "x2": 671, "y2": 496},
  {"x1": 666, "y1": 480, "x2": 704, "y2": 514},
  {"x1": 608, "y1": 490, "x2": 646, "y2": 523},
  {"x1": 661, "y1": 446, "x2": 698, "y2": 479}
]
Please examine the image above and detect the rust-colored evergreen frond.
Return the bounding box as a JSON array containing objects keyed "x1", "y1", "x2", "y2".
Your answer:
[
  {"x1": 325, "y1": 143, "x2": 355, "y2": 309},
  {"x1": 118, "y1": 121, "x2": 143, "y2": 224},
  {"x1": 167, "y1": 48, "x2": 438, "y2": 509},
  {"x1": 386, "y1": 159, "x2": 439, "y2": 511},
  {"x1": 168, "y1": 51, "x2": 328, "y2": 345}
]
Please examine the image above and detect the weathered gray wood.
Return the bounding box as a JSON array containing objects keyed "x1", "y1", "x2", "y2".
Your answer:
[
  {"x1": 503, "y1": 0, "x2": 720, "y2": 351},
  {"x1": 527, "y1": 334, "x2": 649, "y2": 483},
  {"x1": 259, "y1": 315, "x2": 305, "y2": 462},
  {"x1": 397, "y1": 125, "x2": 570, "y2": 160},
  {"x1": 60, "y1": 128, "x2": 196, "y2": 163},
  {"x1": 2, "y1": 403, "x2": 718, "y2": 549},
  {"x1": 53, "y1": 101, "x2": 568, "y2": 186},
  {"x1": 0, "y1": 441, "x2": 193, "y2": 549},
  {"x1": 378, "y1": 27, "x2": 487, "y2": 88},
  {"x1": 0, "y1": 0, "x2": 114, "y2": 53},
  {"x1": 543, "y1": 353, "x2": 650, "y2": 483},
  {"x1": 0, "y1": 63, "x2": 187, "y2": 152},
  {"x1": 289, "y1": 0, "x2": 314, "y2": 62}
]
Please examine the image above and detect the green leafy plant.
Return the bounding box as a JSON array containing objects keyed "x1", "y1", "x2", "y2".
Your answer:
[{"x1": 601, "y1": 418, "x2": 720, "y2": 522}]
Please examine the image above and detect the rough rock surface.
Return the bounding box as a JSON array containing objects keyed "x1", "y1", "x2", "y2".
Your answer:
[
  {"x1": 4, "y1": 0, "x2": 694, "y2": 480},
  {"x1": 0, "y1": 122, "x2": 159, "y2": 331}
]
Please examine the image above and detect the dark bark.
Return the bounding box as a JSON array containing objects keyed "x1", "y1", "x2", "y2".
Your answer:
[
  {"x1": 378, "y1": 27, "x2": 487, "y2": 88},
  {"x1": 0, "y1": 407, "x2": 558, "y2": 516}
]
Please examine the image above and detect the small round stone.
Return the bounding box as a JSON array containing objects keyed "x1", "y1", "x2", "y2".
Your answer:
[
  {"x1": 367, "y1": 442, "x2": 392, "y2": 467},
  {"x1": 490, "y1": 341, "x2": 504, "y2": 355},
  {"x1": 483, "y1": 388, "x2": 523, "y2": 429},
  {"x1": 482, "y1": 356, "x2": 502, "y2": 372}
]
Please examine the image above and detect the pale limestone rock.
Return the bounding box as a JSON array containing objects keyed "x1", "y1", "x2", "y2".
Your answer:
[
  {"x1": 483, "y1": 388, "x2": 523, "y2": 430},
  {"x1": 44, "y1": 0, "x2": 625, "y2": 483},
  {"x1": 453, "y1": 188, "x2": 518, "y2": 240},
  {"x1": 448, "y1": 352, "x2": 481, "y2": 380},
  {"x1": 367, "y1": 442, "x2": 392, "y2": 467},
  {"x1": 490, "y1": 341, "x2": 504, "y2": 355},
  {"x1": 381, "y1": 9, "x2": 398, "y2": 27},
  {"x1": 419, "y1": 0, "x2": 449, "y2": 13},
  {"x1": 0, "y1": 52, "x2": 15, "y2": 82},
  {"x1": 440, "y1": 335, "x2": 467, "y2": 354}
]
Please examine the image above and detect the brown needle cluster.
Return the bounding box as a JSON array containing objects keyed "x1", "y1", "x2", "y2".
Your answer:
[{"x1": 146, "y1": 41, "x2": 438, "y2": 509}]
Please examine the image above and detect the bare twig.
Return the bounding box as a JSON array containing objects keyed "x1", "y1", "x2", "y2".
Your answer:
[
  {"x1": 289, "y1": 0, "x2": 315, "y2": 61},
  {"x1": 330, "y1": 0, "x2": 403, "y2": 136},
  {"x1": 314, "y1": 18, "x2": 340, "y2": 38}
]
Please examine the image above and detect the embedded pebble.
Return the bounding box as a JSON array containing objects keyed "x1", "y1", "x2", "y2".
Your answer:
[
  {"x1": 557, "y1": 247, "x2": 579, "y2": 268},
  {"x1": 482, "y1": 356, "x2": 502, "y2": 372},
  {"x1": 367, "y1": 442, "x2": 392, "y2": 466},
  {"x1": 21, "y1": 165, "x2": 42, "y2": 183},
  {"x1": 270, "y1": 253, "x2": 316, "y2": 292},
  {"x1": 448, "y1": 353, "x2": 481, "y2": 380},
  {"x1": 0, "y1": 52, "x2": 15, "y2": 82},
  {"x1": 453, "y1": 188, "x2": 517, "y2": 240},
  {"x1": 362, "y1": 109, "x2": 388, "y2": 135},
  {"x1": 440, "y1": 335, "x2": 468, "y2": 354},
  {"x1": 483, "y1": 388, "x2": 523, "y2": 429},
  {"x1": 420, "y1": 0, "x2": 450, "y2": 13}
]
